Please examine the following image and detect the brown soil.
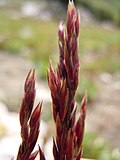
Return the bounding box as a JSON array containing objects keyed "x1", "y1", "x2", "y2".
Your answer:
[{"x1": 0, "y1": 52, "x2": 33, "y2": 111}]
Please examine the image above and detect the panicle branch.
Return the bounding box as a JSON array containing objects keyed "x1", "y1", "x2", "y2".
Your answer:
[
  {"x1": 17, "y1": 69, "x2": 45, "y2": 160},
  {"x1": 48, "y1": 1, "x2": 86, "y2": 160}
]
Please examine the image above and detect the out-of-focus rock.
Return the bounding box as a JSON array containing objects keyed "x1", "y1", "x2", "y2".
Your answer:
[
  {"x1": 44, "y1": 138, "x2": 53, "y2": 160},
  {"x1": 36, "y1": 82, "x2": 51, "y2": 106},
  {"x1": 99, "y1": 72, "x2": 112, "y2": 84}
]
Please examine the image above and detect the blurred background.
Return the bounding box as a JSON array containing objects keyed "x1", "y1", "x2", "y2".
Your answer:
[{"x1": 0, "y1": 0, "x2": 120, "y2": 159}]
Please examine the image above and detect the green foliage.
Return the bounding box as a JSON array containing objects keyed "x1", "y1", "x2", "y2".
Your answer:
[
  {"x1": 83, "y1": 132, "x2": 120, "y2": 160},
  {"x1": 0, "y1": 15, "x2": 119, "y2": 77},
  {"x1": 0, "y1": 15, "x2": 57, "y2": 78},
  {"x1": 41, "y1": 104, "x2": 52, "y2": 122},
  {"x1": 80, "y1": 26, "x2": 120, "y2": 73},
  {"x1": 78, "y1": 0, "x2": 120, "y2": 25},
  {"x1": 76, "y1": 77, "x2": 96, "y2": 103},
  {"x1": 80, "y1": 26, "x2": 120, "y2": 54},
  {"x1": 84, "y1": 51, "x2": 120, "y2": 73}
]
